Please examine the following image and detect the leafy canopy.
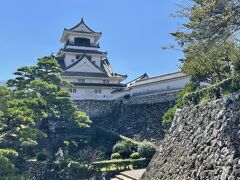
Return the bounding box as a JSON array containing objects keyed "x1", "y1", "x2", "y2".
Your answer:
[
  {"x1": 0, "y1": 56, "x2": 91, "y2": 178},
  {"x1": 172, "y1": 0, "x2": 240, "y2": 85},
  {"x1": 7, "y1": 56, "x2": 91, "y2": 127}
]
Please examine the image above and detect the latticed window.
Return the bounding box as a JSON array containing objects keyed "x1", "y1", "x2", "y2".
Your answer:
[
  {"x1": 94, "y1": 89, "x2": 102, "y2": 93},
  {"x1": 74, "y1": 37, "x2": 90, "y2": 46},
  {"x1": 103, "y1": 80, "x2": 109, "y2": 84},
  {"x1": 78, "y1": 79, "x2": 85, "y2": 83},
  {"x1": 69, "y1": 89, "x2": 77, "y2": 93}
]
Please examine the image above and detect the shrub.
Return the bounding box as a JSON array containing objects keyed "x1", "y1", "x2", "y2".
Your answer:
[
  {"x1": 68, "y1": 161, "x2": 94, "y2": 179},
  {"x1": 21, "y1": 139, "x2": 38, "y2": 156},
  {"x1": 132, "y1": 158, "x2": 149, "y2": 169},
  {"x1": 112, "y1": 141, "x2": 137, "y2": 158},
  {"x1": 183, "y1": 76, "x2": 240, "y2": 106},
  {"x1": 92, "y1": 158, "x2": 148, "y2": 171},
  {"x1": 77, "y1": 146, "x2": 104, "y2": 165},
  {"x1": 36, "y1": 152, "x2": 48, "y2": 162},
  {"x1": 138, "y1": 141, "x2": 156, "y2": 159},
  {"x1": 111, "y1": 153, "x2": 121, "y2": 159},
  {"x1": 162, "y1": 107, "x2": 177, "y2": 126},
  {"x1": 0, "y1": 149, "x2": 18, "y2": 159},
  {"x1": 130, "y1": 152, "x2": 140, "y2": 159},
  {"x1": 93, "y1": 159, "x2": 131, "y2": 171}
]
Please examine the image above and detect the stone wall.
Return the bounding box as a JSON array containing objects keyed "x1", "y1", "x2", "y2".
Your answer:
[
  {"x1": 75, "y1": 90, "x2": 179, "y2": 141},
  {"x1": 75, "y1": 100, "x2": 114, "y2": 118},
  {"x1": 142, "y1": 92, "x2": 240, "y2": 180}
]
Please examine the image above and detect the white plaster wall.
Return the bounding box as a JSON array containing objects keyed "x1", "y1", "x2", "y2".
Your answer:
[
  {"x1": 64, "y1": 54, "x2": 77, "y2": 67},
  {"x1": 70, "y1": 88, "x2": 115, "y2": 100},
  {"x1": 66, "y1": 57, "x2": 103, "y2": 73},
  {"x1": 129, "y1": 78, "x2": 189, "y2": 95},
  {"x1": 63, "y1": 77, "x2": 120, "y2": 84},
  {"x1": 91, "y1": 56, "x2": 101, "y2": 67},
  {"x1": 63, "y1": 53, "x2": 103, "y2": 68},
  {"x1": 113, "y1": 77, "x2": 189, "y2": 99},
  {"x1": 65, "y1": 45, "x2": 98, "y2": 51}
]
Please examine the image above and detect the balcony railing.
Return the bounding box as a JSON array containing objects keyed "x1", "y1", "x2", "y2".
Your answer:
[{"x1": 64, "y1": 42, "x2": 99, "y2": 49}]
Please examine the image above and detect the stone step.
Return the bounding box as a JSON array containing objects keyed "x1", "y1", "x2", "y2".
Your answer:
[
  {"x1": 120, "y1": 169, "x2": 146, "y2": 180},
  {"x1": 115, "y1": 174, "x2": 135, "y2": 180}
]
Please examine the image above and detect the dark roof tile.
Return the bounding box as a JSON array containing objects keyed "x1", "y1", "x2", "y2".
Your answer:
[{"x1": 61, "y1": 48, "x2": 106, "y2": 55}]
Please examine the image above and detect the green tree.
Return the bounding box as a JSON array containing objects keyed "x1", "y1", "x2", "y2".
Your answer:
[
  {"x1": 7, "y1": 56, "x2": 91, "y2": 128},
  {"x1": 172, "y1": 0, "x2": 240, "y2": 84},
  {"x1": 181, "y1": 42, "x2": 240, "y2": 84},
  {"x1": 0, "y1": 87, "x2": 33, "y2": 178},
  {"x1": 173, "y1": 0, "x2": 240, "y2": 46},
  {"x1": 0, "y1": 56, "x2": 91, "y2": 178}
]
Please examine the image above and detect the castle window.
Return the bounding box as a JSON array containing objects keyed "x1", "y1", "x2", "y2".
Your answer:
[
  {"x1": 76, "y1": 55, "x2": 80, "y2": 59},
  {"x1": 74, "y1": 37, "x2": 90, "y2": 46},
  {"x1": 103, "y1": 80, "x2": 109, "y2": 84},
  {"x1": 71, "y1": 59, "x2": 75, "y2": 63},
  {"x1": 69, "y1": 89, "x2": 77, "y2": 93},
  {"x1": 78, "y1": 79, "x2": 85, "y2": 83},
  {"x1": 94, "y1": 89, "x2": 102, "y2": 93}
]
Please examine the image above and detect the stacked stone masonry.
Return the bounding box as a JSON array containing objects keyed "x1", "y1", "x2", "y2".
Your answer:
[
  {"x1": 142, "y1": 92, "x2": 240, "y2": 180},
  {"x1": 75, "y1": 91, "x2": 179, "y2": 141}
]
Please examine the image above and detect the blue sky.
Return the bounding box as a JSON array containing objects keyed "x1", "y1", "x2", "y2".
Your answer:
[{"x1": 0, "y1": 0, "x2": 184, "y2": 82}]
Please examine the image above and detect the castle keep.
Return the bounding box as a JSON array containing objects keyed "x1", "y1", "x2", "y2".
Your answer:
[{"x1": 57, "y1": 19, "x2": 189, "y2": 101}]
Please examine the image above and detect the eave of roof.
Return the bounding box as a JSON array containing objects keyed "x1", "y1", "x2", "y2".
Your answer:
[
  {"x1": 60, "y1": 48, "x2": 107, "y2": 55},
  {"x1": 100, "y1": 58, "x2": 127, "y2": 79},
  {"x1": 67, "y1": 18, "x2": 95, "y2": 32},
  {"x1": 63, "y1": 29, "x2": 102, "y2": 35},
  {"x1": 72, "y1": 82, "x2": 126, "y2": 87},
  {"x1": 62, "y1": 71, "x2": 109, "y2": 77},
  {"x1": 127, "y1": 73, "x2": 149, "y2": 85},
  {"x1": 129, "y1": 74, "x2": 189, "y2": 88}
]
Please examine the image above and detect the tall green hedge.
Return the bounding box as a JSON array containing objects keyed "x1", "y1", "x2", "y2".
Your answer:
[
  {"x1": 92, "y1": 158, "x2": 148, "y2": 171},
  {"x1": 183, "y1": 76, "x2": 240, "y2": 106}
]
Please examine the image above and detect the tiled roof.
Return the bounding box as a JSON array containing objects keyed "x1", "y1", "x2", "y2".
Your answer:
[
  {"x1": 67, "y1": 18, "x2": 95, "y2": 33},
  {"x1": 72, "y1": 82, "x2": 126, "y2": 87},
  {"x1": 60, "y1": 48, "x2": 106, "y2": 55},
  {"x1": 101, "y1": 58, "x2": 127, "y2": 78},
  {"x1": 127, "y1": 73, "x2": 149, "y2": 86},
  {"x1": 57, "y1": 56, "x2": 127, "y2": 80},
  {"x1": 62, "y1": 71, "x2": 108, "y2": 77}
]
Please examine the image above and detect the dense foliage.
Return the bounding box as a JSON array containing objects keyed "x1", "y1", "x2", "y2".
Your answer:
[
  {"x1": 112, "y1": 140, "x2": 138, "y2": 159},
  {"x1": 130, "y1": 152, "x2": 140, "y2": 160},
  {"x1": 0, "y1": 56, "x2": 91, "y2": 178},
  {"x1": 172, "y1": 0, "x2": 240, "y2": 85},
  {"x1": 173, "y1": 0, "x2": 240, "y2": 45},
  {"x1": 111, "y1": 153, "x2": 121, "y2": 160},
  {"x1": 162, "y1": 0, "x2": 240, "y2": 127},
  {"x1": 183, "y1": 76, "x2": 240, "y2": 106},
  {"x1": 92, "y1": 158, "x2": 149, "y2": 171},
  {"x1": 138, "y1": 141, "x2": 156, "y2": 159}
]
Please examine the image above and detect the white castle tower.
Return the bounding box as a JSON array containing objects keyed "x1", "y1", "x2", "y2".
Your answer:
[{"x1": 57, "y1": 19, "x2": 127, "y2": 100}]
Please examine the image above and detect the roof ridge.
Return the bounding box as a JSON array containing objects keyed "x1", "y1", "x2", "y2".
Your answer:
[
  {"x1": 67, "y1": 18, "x2": 95, "y2": 33},
  {"x1": 127, "y1": 73, "x2": 149, "y2": 84}
]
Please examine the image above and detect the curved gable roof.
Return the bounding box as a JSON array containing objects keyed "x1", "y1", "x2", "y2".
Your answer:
[
  {"x1": 65, "y1": 54, "x2": 106, "y2": 74},
  {"x1": 67, "y1": 18, "x2": 95, "y2": 33}
]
